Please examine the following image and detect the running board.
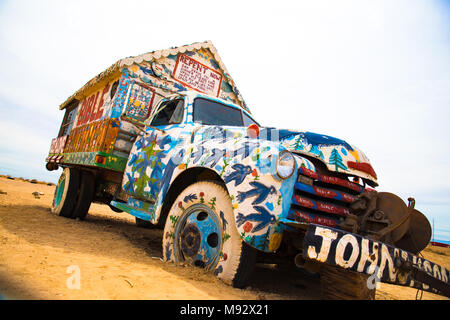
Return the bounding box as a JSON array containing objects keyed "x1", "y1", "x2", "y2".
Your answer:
[{"x1": 110, "y1": 198, "x2": 155, "y2": 222}]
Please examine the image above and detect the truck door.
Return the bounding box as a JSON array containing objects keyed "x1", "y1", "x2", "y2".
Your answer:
[{"x1": 122, "y1": 97, "x2": 187, "y2": 203}]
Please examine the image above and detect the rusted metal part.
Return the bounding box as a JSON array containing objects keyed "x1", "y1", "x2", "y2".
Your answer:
[
  {"x1": 303, "y1": 224, "x2": 450, "y2": 298},
  {"x1": 294, "y1": 252, "x2": 322, "y2": 273},
  {"x1": 340, "y1": 213, "x2": 359, "y2": 234},
  {"x1": 394, "y1": 257, "x2": 450, "y2": 297},
  {"x1": 293, "y1": 166, "x2": 430, "y2": 258},
  {"x1": 372, "y1": 196, "x2": 413, "y2": 242},
  {"x1": 395, "y1": 209, "x2": 432, "y2": 254},
  {"x1": 350, "y1": 190, "x2": 379, "y2": 236},
  {"x1": 347, "y1": 191, "x2": 415, "y2": 247}
]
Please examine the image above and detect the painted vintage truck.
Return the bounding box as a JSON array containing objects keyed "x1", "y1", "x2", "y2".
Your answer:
[{"x1": 46, "y1": 41, "x2": 449, "y2": 299}]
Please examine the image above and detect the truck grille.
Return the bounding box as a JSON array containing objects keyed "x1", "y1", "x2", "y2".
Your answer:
[{"x1": 288, "y1": 166, "x2": 364, "y2": 227}]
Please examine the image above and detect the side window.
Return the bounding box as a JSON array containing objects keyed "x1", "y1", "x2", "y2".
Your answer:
[
  {"x1": 59, "y1": 101, "x2": 79, "y2": 136},
  {"x1": 193, "y1": 98, "x2": 243, "y2": 126},
  {"x1": 242, "y1": 112, "x2": 258, "y2": 127},
  {"x1": 151, "y1": 99, "x2": 184, "y2": 126}
]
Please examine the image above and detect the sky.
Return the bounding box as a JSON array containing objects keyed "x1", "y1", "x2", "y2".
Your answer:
[{"x1": 0, "y1": 0, "x2": 449, "y2": 241}]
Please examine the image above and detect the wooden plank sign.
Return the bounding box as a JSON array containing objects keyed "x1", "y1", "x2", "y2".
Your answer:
[{"x1": 173, "y1": 54, "x2": 222, "y2": 97}]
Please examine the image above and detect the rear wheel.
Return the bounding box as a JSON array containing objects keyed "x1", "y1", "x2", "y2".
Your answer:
[
  {"x1": 72, "y1": 171, "x2": 95, "y2": 220},
  {"x1": 162, "y1": 181, "x2": 256, "y2": 288},
  {"x1": 320, "y1": 264, "x2": 376, "y2": 300},
  {"x1": 52, "y1": 167, "x2": 80, "y2": 218}
]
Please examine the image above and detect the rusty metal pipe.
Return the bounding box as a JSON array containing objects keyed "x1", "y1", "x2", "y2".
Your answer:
[{"x1": 294, "y1": 253, "x2": 305, "y2": 268}]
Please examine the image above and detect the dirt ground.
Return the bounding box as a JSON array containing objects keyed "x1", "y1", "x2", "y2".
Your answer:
[{"x1": 0, "y1": 176, "x2": 448, "y2": 300}]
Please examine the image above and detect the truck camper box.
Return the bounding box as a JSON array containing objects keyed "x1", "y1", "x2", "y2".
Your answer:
[{"x1": 47, "y1": 41, "x2": 248, "y2": 174}]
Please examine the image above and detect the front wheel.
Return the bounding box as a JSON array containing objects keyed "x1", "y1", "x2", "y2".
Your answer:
[{"x1": 162, "y1": 181, "x2": 256, "y2": 288}]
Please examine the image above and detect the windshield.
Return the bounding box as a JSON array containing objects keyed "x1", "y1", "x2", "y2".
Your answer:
[{"x1": 193, "y1": 98, "x2": 258, "y2": 127}]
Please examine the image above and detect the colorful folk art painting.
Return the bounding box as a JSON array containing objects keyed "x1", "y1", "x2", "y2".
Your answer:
[
  {"x1": 124, "y1": 82, "x2": 155, "y2": 121},
  {"x1": 119, "y1": 91, "x2": 379, "y2": 253},
  {"x1": 58, "y1": 46, "x2": 249, "y2": 170},
  {"x1": 123, "y1": 47, "x2": 248, "y2": 112},
  {"x1": 64, "y1": 118, "x2": 120, "y2": 154},
  {"x1": 73, "y1": 77, "x2": 120, "y2": 129},
  {"x1": 121, "y1": 92, "x2": 298, "y2": 252},
  {"x1": 279, "y1": 131, "x2": 376, "y2": 183},
  {"x1": 55, "y1": 45, "x2": 378, "y2": 252}
]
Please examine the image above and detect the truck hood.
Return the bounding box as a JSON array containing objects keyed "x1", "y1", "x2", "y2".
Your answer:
[
  {"x1": 194, "y1": 125, "x2": 378, "y2": 186},
  {"x1": 262, "y1": 128, "x2": 378, "y2": 186}
]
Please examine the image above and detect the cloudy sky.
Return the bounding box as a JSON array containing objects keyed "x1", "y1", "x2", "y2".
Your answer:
[{"x1": 0, "y1": 0, "x2": 449, "y2": 241}]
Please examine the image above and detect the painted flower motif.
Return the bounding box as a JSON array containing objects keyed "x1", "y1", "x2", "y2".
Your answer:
[
  {"x1": 199, "y1": 192, "x2": 205, "y2": 197},
  {"x1": 233, "y1": 203, "x2": 238, "y2": 209},
  {"x1": 223, "y1": 253, "x2": 228, "y2": 261},
  {"x1": 178, "y1": 201, "x2": 183, "y2": 208},
  {"x1": 243, "y1": 221, "x2": 253, "y2": 233},
  {"x1": 251, "y1": 169, "x2": 258, "y2": 177},
  {"x1": 178, "y1": 163, "x2": 186, "y2": 170}
]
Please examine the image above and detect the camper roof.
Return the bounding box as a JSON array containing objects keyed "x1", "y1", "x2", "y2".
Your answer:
[{"x1": 59, "y1": 41, "x2": 246, "y2": 112}]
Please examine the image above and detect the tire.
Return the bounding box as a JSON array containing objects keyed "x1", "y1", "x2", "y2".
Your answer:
[
  {"x1": 320, "y1": 264, "x2": 376, "y2": 300},
  {"x1": 52, "y1": 167, "x2": 80, "y2": 218},
  {"x1": 162, "y1": 181, "x2": 256, "y2": 288},
  {"x1": 72, "y1": 171, "x2": 95, "y2": 220}
]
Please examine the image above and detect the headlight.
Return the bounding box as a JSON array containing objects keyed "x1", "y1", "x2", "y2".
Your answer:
[{"x1": 276, "y1": 150, "x2": 295, "y2": 179}]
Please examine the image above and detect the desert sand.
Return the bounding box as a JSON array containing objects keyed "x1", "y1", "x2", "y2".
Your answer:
[{"x1": 0, "y1": 175, "x2": 448, "y2": 300}]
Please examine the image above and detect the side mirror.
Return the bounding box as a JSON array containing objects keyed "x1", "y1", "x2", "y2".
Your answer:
[{"x1": 247, "y1": 124, "x2": 260, "y2": 139}]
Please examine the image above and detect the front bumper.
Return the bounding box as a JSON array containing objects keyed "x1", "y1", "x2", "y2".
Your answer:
[{"x1": 302, "y1": 223, "x2": 450, "y2": 298}]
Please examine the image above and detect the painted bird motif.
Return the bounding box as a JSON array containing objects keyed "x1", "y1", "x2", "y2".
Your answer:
[
  {"x1": 124, "y1": 172, "x2": 137, "y2": 193},
  {"x1": 236, "y1": 206, "x2": 276, "y2": 233},
  {"x1": 191, "y1": 146, "x2": 206, "y2": 164},
  {"x1": 224, "y1": 164, "x2": 253, "y2": 186},
  {"x1": 159, "y1": 149, "x2": 185, "y2": 198},
  {"x1": 219, "y1": 211, "x2": 228, "y2": 230},
  {"x1": 236, "y1": 181, "x2": 277, "y2": 205},
  {"x1": 233, "y1": 142, "x2": 259, "y2": 160},
  {"x1": 203, "y1": 148, "x2": 225, "y2": 168},
  {"x1": 202, "y1": 126, "x2": 228, "y2": 143},
  {"x1": 183, "y1": 193, "x2": 198, "y2": 203}
]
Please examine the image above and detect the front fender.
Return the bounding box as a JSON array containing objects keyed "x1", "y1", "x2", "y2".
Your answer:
[
  {"x1": 124, "y1": 125, "x2": 315, "y2": 253},
  {"x1": 146, "y1": 126, "x2": 302, "y2": 252}
]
